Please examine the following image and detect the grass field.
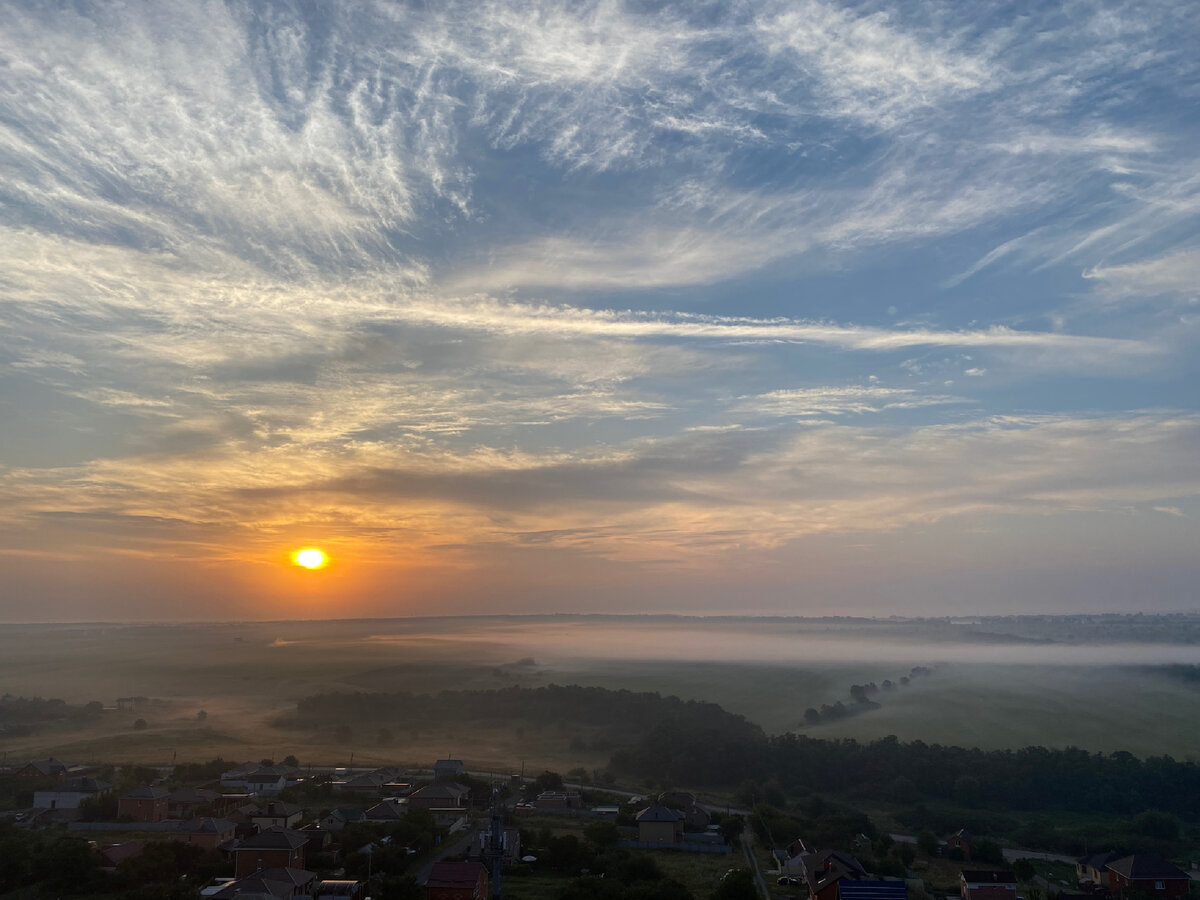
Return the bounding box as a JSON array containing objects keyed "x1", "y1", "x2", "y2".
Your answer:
[{"x1": 3, "y1": 617, "x2": 1200, "y2": 769}]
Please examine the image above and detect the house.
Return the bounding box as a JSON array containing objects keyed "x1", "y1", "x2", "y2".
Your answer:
[
  {"x1": 243, "y1": 771, "x2": 288, "y2": 796},
  {"x1": 171, "y1": 817, "x2": 238, "y2": 851},
  {"x1": 960, "y1": 869, "x2": 1018, "y2": 900},
  {"x1": 839, "y1": 881, "x2": 909, "y2": 900},
  {"x1": 232, "y1": 827, "x2": 309, "y2": 877},
  {"x1": 1106, "y1": 853, "x2": 1190, "y2": 900},
  {"x1": 251, "y1": 801, "x2": 304, "y2": 829},
  {"x1": 364, "y1": 798, "x2": 408, "y2": 822},
  {"x1": 221, "y1": 762, "x2": 298, "y2": 793},
  {"x1": 658, "y1": 791, "x2": 711, "y2": 829},
  {"x1": 532, "y1": 790, "x2": 582, "y2": 810},
  {"x1": 210, "y1": 866, "x2": 316, "y2": 898},
  {"x1": 336, "y1": 766, "x2": 410, "y2": 796},
  {"x1": 777, "y1": 837, "x2": 817, "y2": 875},
  {"x1": 433, "y1": 759, "x2": 465, "y2": 781},
  {"x1": 32, "y1": 776, "x2": 111, "y2": 810},
  {"x1": 804, "y1": 850, "x2": 868, "y2": 900},
  {"x1": 425, "y1": 861, "x2": 487, "y2": 900},
  {"x1": 408, "y1": 783, "x2": 469, "y2": 810},
  {"x1": 16, "y1": 757, "x2": 79, "y2": 780},
  {"x1": 221, "y1": 762, "x2": 266, "y2": 787},
  {"x1": 98, "y1": 841, "x2": 144, "y2": 870},
  {"x1": 635, "y1": 806, "x2": 686, "y2": 844},
  {"x1": 1077, "y1": 852, "x2": 1122, "y2": 889},
  {"x1": 315, "y1": 880, "x2": 365, "y2": 899},
  {"x1": 319, "y1": 808, "x2": 367, "y2": 830},
  {"x1": 118, "y1": 786, "x2": 170, "y2": 822},
  {"x1": 337, "y1": 771, "x2": 391, "y2": 795},
  {"x1": 168, "y1": 787, "x2": 230, "y2": 819},
  {"x1": 946, "y1": 829, "x2": 973, "y2": 860}
]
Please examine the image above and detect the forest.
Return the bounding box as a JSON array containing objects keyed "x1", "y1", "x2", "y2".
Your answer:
[{"x1": 290, "y1": 684, "x2": 1200, "y2": 831}]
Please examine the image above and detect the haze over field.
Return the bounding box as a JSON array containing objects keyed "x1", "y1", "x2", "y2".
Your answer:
[
  {"x1": 4, "y1": 616, "x2": 1200, "y2": 766},
  {"x1": 2, "y1": 2, "x2": 1200, "y2": 621}
]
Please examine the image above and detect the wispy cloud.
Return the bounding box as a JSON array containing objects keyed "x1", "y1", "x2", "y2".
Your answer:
[
  {"x1": 2, "y1": 0, "x2": 1199, "y2": 616},
  {"x1": 736, "y1": 386, "x2": 964, "y2": 418}
]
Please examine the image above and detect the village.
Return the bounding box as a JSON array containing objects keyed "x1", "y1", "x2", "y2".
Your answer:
[{"x1": 2, "y1": 753, "x2": 1196, "y2": 900}]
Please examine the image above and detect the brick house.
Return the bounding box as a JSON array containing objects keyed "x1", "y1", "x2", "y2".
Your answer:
[
  {"x1": 171, "y1": 817, "x2": 237, "y2": 851},
  {"x1": 804, "y1": 850, "x2": 868, "y2": 900},
  {"x1": 16, "y1": 757, "x2": 79, "y2": 780},
  {"x1": 167, "y1": 787, "x2": 230, "y2": 819},
  {"x1": 233, "y1": 827, "x2": 309, "y2": 877},
  {"x1": 425, "y1": 861, "x2": 487, "y2": 900},
  {"x1": 946, "y1": 829, "x2": 973, "y2": 860},
  {"x1": 119, "y1": 786, "x2": 170, "y2": 822},
  {"x1": 1106, "y1": 854, "x2": 1190, "y2": 900},
  {"x1": 960, "y1": 870, "x2": 1018, "y2": 900}
]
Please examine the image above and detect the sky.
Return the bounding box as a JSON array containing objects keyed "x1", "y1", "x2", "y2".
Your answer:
[{"x1": 1, "y1": 0, "x2": 1199, "y2": 622}]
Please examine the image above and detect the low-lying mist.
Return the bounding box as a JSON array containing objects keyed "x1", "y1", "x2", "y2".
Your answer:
[{"x1": 3, "y1": 614, "x2": 1200, "y2": 764}]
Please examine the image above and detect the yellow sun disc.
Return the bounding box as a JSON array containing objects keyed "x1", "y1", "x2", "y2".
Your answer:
[{"x1": 294, "y1": 548, "x2": 327, "y2": 569}]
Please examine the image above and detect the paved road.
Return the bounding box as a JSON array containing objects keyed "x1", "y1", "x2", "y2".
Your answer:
[{"x1": 888, "y1": 833, "x2": 1077, "y2": 866}]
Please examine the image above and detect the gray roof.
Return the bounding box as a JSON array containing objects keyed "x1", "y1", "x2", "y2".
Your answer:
[
  {"x1": 21, "y1": 757, "x2": 73, "y2": 775},
  {"x1": 177, "y1": 816, "x2": 236, "y2": 834},
  {"x1": 253, "y1": 802, "x2": 302, "y2": 817},
  {"x1": 961, "y1": 870, "x2": 1016, "y2": 884},
  {"x1": 211, "y1": 867, "x2": 315, "y2": 898},
  {"x1": 365, "y1": 800, "x2": 406, "y2": 820},
  {"x1": 840, "y1": 881, "x2": 909, "y2": 900},
  {"x1": 411, "y1": 782, "x2": 468, "y2": 799},
  {"x1": 635, "y1": 805, "x2": 686, "y2": 822},
  {"x1": 168, "y1": 787, "x2": 221, "y2": 803},
  {"x1": 123, "y1": 785, "x2": 169, "y2": 800},
  {"x1": 235, "y1": 826, "x2": 309, "y2": 850},
  {"x1": 56, "y1": 776, "x2": 111, "y2": 793},
  {"x1": 1107, "y1": 854, "x2": 1188, "y2": 881}
]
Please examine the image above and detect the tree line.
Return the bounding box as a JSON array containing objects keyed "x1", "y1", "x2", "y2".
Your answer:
[{"x1": 287, "y1": 684, "x2": 1200, "y2": 822}]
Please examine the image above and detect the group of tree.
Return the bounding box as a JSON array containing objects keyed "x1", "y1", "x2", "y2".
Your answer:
[
  {"x1": 287, "y1": 683, "x2": 1200, "y2": 835},
  {"x1": 0, "y1": 821, "x2": 228, "y2": 898},
  {"x1": 802, "y1": 667, "x2": 933, "y2": 726},
  {"x1": 0, "y1": 694, "x2": 104, "y2": 737},
  {"x1": 511, "y1": 819, "x2": 698, "y2": 900}
]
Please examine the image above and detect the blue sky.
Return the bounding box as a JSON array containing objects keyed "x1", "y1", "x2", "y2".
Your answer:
[{"x1": 1, "y1": 0, "x2": 1198, "y2": 621}]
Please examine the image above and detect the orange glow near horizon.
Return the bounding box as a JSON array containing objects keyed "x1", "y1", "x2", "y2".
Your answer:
[{"x1": 293, "y1": 548, "x2": 328, "y2": 570}]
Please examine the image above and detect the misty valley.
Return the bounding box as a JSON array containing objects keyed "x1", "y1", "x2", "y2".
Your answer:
[{"x1": 3, "y1": 614, "x2": 1200, "y2": 898}]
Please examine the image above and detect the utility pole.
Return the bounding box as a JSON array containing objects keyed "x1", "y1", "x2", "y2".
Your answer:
[{"x1": 481, "y1": 785, "x2": 505, "y2": 899}]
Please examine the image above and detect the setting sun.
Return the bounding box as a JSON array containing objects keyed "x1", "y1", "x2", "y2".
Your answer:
[{"x1": 293, "y1": 548, "x2": 328, "y2": 570}]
